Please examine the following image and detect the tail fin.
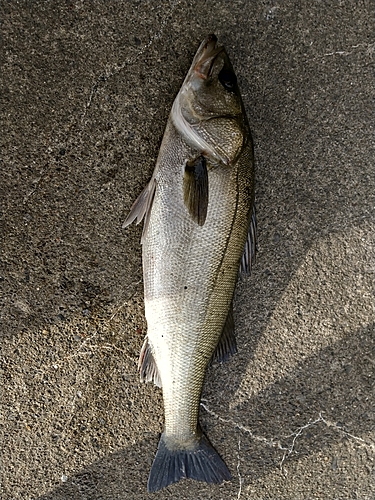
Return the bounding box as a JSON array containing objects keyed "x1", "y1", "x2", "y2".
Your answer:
[{"x1": 147, "y1": 432, "x2": 231, "y2": 492}]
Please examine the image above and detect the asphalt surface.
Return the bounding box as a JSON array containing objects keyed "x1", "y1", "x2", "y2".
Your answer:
[{"x1": 1, "y1": 1, "x2": 374, "y2": 499}]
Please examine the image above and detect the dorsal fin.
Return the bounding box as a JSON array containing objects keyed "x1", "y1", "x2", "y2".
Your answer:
[{"x1": 240, "y1": 204, "x2": 257, "y2": 275}]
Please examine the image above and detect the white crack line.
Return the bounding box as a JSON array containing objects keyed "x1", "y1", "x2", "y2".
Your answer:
[
  {"x1": 109, "y1": 280, "x2": 142, "y2": 321},
  {"x1": 324, "y1": 42, "x2": 375, "y2": 57},
  {"x1": 33, "y1": 278, "x2": 143, "y2": 375},
  {"x1": 279, "y1": 414, "x2": 323, "y2": 473},
  {"x1": 200, "y1": 402, "x2": 375, "y2": 474},
  {"x1": 200, "y1": 401, "x2": 278, "y2": 448},
  {"x1": 318, "y1": 412, "x2": 374, "y2": 448},
  {"x1": 81, "y1": 0, "x2": 181, "y2": 122},
  {"x1": 23, "y1": 171, "x2": 47, "y2": 204},
  {"x1": 35, "y1": 332, "x2": 137, "y2": 375}
]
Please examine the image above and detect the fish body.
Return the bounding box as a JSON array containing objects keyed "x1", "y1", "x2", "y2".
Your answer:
[{"x1": 123, "y1": 35, "x2": 256, "y2": 492}]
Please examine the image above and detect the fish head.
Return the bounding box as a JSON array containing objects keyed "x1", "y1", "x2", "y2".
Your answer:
[{"x1": 172, "y1": 35, "x2": 249, "y2": 166}]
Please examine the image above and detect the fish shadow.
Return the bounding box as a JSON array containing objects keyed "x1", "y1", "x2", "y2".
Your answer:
[{"x1": 36, "y1": 323, "x2": 373, "y2": 500}]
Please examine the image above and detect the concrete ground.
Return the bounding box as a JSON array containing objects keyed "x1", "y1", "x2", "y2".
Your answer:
[{"x1": 1, "y1": 1, "x2": 374, "y2": 499}]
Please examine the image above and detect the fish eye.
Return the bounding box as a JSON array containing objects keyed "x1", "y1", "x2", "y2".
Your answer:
[{"x1": 218, "y1": 68, "x2": 237, "y2": 91}]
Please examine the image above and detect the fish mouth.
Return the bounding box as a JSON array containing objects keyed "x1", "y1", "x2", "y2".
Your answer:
[{"x1": 193, "y1": 34, "x2": 224, "y2": 80}]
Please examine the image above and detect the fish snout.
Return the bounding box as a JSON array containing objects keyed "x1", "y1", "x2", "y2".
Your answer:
[{"x1": 194, "y1": 34, "x2": 224, "y2": 80}]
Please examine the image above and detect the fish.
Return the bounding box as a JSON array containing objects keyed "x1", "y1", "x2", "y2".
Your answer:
[{"x1": 123, "y1": 34, "x2": 256, "y2": 492}]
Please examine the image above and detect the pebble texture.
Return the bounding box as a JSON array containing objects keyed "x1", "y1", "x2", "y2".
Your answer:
[{"x1": 1, "y1": 1, "x2": 374, "y2": 499}]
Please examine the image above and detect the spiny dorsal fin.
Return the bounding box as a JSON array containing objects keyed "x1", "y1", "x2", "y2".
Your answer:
[
  {"x1": 183, "y1": 155, "x2": 208, "y2": 226},
  {"x1": 240, "y1": 204, "x2": 257, "y2": 275},
  {"x1": 138, "y1": 336, "x2": 162, "y2": 388},
  {"x1": 122, "y1": 178, "x2": 156, "y2": 242},
  {"x1": 211, "y1": 302, "x2": 237, "y2": 363}
]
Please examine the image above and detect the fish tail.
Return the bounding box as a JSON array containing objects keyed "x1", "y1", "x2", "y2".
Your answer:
[{"x1": 147, "y1": 432, "x2": 231, "y2": 492}]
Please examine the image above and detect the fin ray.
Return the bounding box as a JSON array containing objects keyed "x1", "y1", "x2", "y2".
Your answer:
[
  {"x1": 122, "y1": 178, "x2": 156, "y2": 241},
  {"x1": 211, "y1": 302, "x2": 237, "y2": 363},
  {"x1": 138, "y1": 336, "x2": 162, "y2": 388},
  {"x1": 147, "y1": 432, "x2": 231, "y2": 492},
  {"x1": 240, "y1": 204, "x2": 257, "y2": 275}
]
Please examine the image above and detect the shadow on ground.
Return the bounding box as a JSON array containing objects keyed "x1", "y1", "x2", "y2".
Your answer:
[{"x1": 36, "y1": 323, "x2": 374, "y2": 500}]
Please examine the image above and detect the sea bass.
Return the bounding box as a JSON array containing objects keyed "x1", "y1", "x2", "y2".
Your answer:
[{"x1": 123, "y1": 34, "x2": 256, "y2": 492}]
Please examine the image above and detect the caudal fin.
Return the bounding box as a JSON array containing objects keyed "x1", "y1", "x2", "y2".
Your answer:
[{"x1": 147, "y1": 433, "x2": 231, "y2": 492}]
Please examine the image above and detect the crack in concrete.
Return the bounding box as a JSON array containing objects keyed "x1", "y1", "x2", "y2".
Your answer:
[
  {"x1": 200, "y1": 400, "x2": 375, "y2": 479},
  {"x1": 32, "y1": 279, "x2": 142, "y2": 375},
  {"x1": 324, "y1": 42, "x2": 375, "y2": 57},
  {"x1": 279, "y1": 415, "x2": 323, "y2": 472},
  {"x1": 81, "y1": 0, "x2": 181, "y2": 123},
  {"x1": 200, "y1": 401, "x2": 279, "y2": 448},
  {"x1": 23, "y1": 169, "x2": 48, "y2": 204},
  {"x1": 35, "y1": 338, "x2": 136, "y2": 375},
  {"x1": 109, "y1": 280, "x2": 142, "y2": 321},
  {"x1": 21, "y1": 2, "x2": 182, "y2": 206}
]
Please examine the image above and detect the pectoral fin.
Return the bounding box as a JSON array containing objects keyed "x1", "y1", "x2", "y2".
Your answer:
[
  {"x1": 183, "y1": 155, "x2": 208, "y2": 226},
  {"x1": 240, "y1": 204, "x2": 257, "y2": 275}
]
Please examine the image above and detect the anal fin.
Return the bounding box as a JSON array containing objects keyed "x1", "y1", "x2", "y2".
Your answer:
[
  {"x1": 183, "y1": 155, "x2": 208, "y2": 226},
  {"x1": 240, "y1": 204, "x2": 257, "y2": 275},
  {"x1": 138, "y1": 336, "x2": 162, "y2": 388},
  {"x1": 211, "y1": 302, "x2": 237, "y2": 364}
]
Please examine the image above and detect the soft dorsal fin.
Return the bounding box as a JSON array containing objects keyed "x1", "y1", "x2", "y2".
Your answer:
[
  {"x1": 183, "y1": 155, "x2": 209, "y2": 226},
  {"x1": 138, "y1": 336, "x2": 162, "y2": 388},
  {"x1": 122, "y1": 178, "x2": 156, "y2": 242},
  {"x1": 211, "y1": 302, "x2": 237, "y2": 363},
  {"x1": 240, "y1": 204, "x2": 257, "y2": 275}
]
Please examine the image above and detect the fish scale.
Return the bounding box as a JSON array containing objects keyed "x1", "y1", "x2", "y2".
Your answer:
[{"x1": 145, "y1": 119, "x2": 251, "y2": 462}]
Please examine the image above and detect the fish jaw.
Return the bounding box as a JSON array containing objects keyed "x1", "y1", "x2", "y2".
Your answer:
[
  {"x1": 191, "y1": 34, "x2": 224, "y2": 80},
  {"x1": 176, "y1": 34, "x2": 223, "y2": 84}
]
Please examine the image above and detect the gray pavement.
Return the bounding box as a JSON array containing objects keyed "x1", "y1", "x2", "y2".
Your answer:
[{"x1": 1, "y1": 1, "x2": 374, "y2": 499}]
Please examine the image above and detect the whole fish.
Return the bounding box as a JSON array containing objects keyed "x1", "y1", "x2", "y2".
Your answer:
[{"x1": 123, "y1": 34, "x2": 256, "y2": 492}]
